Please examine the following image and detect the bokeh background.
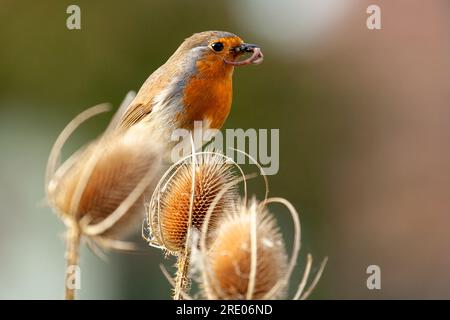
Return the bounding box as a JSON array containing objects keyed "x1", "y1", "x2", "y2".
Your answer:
[{"x1": 0, "y1": 0, "x2": 449, "y2": 299}]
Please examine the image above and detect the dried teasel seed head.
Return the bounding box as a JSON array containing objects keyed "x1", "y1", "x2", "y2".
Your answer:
[
  {"x1": 47, "y1": 122, "x2": 163, "y2": 241},
  {"x1": 146, "y1": 152, "x2": 240, "y2": 253},
  {"x1": 200, "y1": 199, "x2": 288, "y2": 300}
]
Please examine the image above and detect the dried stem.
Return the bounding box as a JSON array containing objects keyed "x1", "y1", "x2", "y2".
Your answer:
[
  {"x1": 65, "y1": 222, "x2": 81, "y2": 300},
  {"x1": 174, "y1": 253, "x2": 190, "y2": 300}
]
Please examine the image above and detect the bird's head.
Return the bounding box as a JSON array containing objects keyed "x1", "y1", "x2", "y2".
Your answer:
[{"x1": 169, "y1": 31, "x2": 263, "y2": 77}]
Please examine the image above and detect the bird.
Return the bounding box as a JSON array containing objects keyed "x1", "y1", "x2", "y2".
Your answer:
[
  {"x1": 46, "y1": 31, "x2": 263, "y2": 299},
  {"x1": 117, "y1": 30, "x2": 263, "y2": 135},
  {"x1": 48, "y1": 30, "x2": 263, "y2": 242}
]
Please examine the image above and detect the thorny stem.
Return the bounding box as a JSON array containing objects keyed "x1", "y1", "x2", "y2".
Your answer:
[
  {"x1": 65, "y1": 222, "x2": 81, "y2": 300},
  {"x1": 174, "y1": 252, "x2": 190, "y2": 300}
]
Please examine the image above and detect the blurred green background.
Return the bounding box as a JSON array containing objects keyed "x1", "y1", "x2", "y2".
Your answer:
[{"x1": 1, "y1": 0, "x2": 449, "y2": 299}]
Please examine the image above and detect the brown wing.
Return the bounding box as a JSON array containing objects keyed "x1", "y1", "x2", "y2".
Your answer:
[
  {"x1": 117, "y1": 63, "x2": 175, "y2": 130},
  {"x1": 118, "y1": 102, "x2": 152, "y2": 129}
]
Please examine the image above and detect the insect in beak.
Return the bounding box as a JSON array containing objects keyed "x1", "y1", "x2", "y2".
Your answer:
[{"x1": 225, "y1": 43, "x2": 264, "y2": 66}]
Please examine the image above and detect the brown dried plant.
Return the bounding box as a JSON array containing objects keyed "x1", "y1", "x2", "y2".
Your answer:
[
  {"x1": 144, "y1": 151, "x2": 243, "y2": 299},
  {"x1": 46, "y1": 98, "x2": 163, "y2": 300},
  {"x1": 201, "y1": 199, "x2": 288, "y2": 299},
  {"x1": 153, "y1": 150, "x2": 327, "y2": 300},
  {"x1": 196, "y1": 197, "x2": 327, "y2": 300}
]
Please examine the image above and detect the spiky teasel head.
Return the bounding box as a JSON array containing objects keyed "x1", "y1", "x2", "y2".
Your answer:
[
  {"x1": 145, "y1": 152, "x2": 241, "y2": 254},
  {"x1": 46, "y1": 106, "x2": 164, "y2": 245},
  {"x1": 189, "y1": 196, "x2": 327, "y2": 300},
  {"x1": 198, "y1": 199, "x2": 288, "y2": 300}
]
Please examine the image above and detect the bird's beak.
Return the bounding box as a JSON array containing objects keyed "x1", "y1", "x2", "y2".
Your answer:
[
  {"x1": 233, "y1": 43, "x2": 260, "y2": 54},
  {"x1": 225, "y1": 43, "x2": 264, "y2": 66}
]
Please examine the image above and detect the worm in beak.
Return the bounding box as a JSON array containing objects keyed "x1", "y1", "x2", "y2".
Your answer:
[{"x1": 225, "y1": 43, "x2": 264, "y2": 66}]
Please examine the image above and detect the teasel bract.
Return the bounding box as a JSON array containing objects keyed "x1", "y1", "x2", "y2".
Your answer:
[
  {"x1": 46, "y1": 98, "x2": 164, "y2": 300},
  {"x1": 144, "y1": 151, "x2": 243, "y2": 299}
]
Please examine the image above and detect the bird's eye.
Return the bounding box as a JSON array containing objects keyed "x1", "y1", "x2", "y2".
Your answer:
[{"x1": 211, "y1": 42, "x2": 224, "y2": 52}]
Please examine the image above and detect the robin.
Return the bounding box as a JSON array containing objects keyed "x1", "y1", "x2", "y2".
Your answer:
[
  {"x1": 117, "y1": 30, "x2": 263, "y2": 134},
  {"x1": 46, "y1": 31, "x2": 263, "y2": 299}
]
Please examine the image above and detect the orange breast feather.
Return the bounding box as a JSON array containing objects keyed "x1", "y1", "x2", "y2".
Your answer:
[{"x1": 180, "y1": 57, "x2": 234, "y2": 130}]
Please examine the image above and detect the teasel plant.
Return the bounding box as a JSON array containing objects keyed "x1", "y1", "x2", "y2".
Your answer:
[
  {"x1": 149, "y1": 149, "x2": 327, "y2": 300},
  {"x1": 194, "y1": 196, "x2": 328, "y2": 300},
  {"x1": 143, "y1": 150, "x2": 246, "y2": 299},
  {"x1": 46, "y1": 93, "x2": 164, "y2": 300}
]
